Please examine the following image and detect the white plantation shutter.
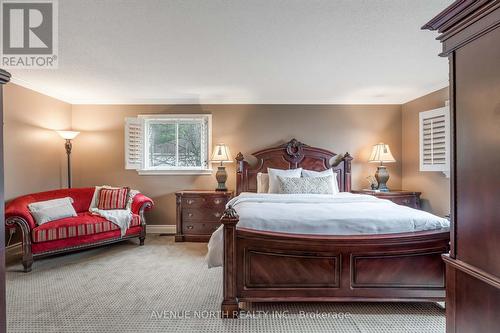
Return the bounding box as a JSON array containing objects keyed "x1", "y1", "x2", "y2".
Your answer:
[
  {"x1": 419, "y1": 106, "x2": 450, "y2": 175},
  {"x1": 125, "y1": 117, "x2": 143, "y2": 170}
]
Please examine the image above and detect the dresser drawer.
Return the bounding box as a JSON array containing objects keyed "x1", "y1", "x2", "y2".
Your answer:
[
  {"x1": 182, "y1": 222, "x2": 220, "y2": 235},
  {"x1": 182, "y1": 208, "x2": 223, "y2": 222},
  {"x1": 182, "y1": 196, "x2": 227, "y2": 208}
]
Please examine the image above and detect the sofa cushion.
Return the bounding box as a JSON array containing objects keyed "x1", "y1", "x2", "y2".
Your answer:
[
  {"x1": 31, "y1": 226, "x2": 143, "y2": 254},
  {"x1": 32, "y1": 212, "x2": 141, "y2": 243}
]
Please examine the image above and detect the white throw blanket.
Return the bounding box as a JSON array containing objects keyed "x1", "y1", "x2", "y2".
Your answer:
[
  {"x1": 206, "y1": 192, "x2": 450, "y2": 268},
  {"x1": 89, "y1": 186, "x2": 140, "y2": 237}
]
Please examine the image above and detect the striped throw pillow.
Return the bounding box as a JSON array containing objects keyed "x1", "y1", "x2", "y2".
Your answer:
[{"x1": 97, "y1": 187, "x2": 129, "y2": 210}]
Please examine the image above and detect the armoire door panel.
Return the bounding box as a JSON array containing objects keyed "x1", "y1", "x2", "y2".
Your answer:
[
  {"x1": 454, "y1": 26, "x2": 500, "y2": 277},
  {"x1": 454, "y1": 268, "x2": 500, "y2": 333}
]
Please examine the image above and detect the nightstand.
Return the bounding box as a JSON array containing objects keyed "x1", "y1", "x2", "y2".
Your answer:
[
  {"x1": 175, "y1": 190, "x2": 233, "y2": 242},
  {"x1": 351, "y1": 190, "x2": 421, "y2": 209}
]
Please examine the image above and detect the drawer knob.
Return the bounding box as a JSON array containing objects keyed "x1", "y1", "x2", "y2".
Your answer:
[
  {"x1": 214, "y1": 199, "x2": 223, "y2": 205},
  {"x1": 186, "y1": 225, "x2": 194, "y2": 230},
  {"x1": 187, "y1": 199, "x2": 194, "y2": 205},
  {"x1": 214, "y1": 212, "x2": 221, "y2": 218},
  {"x1": 188, "y1": 213, "x2": 193, "y2": 217}
]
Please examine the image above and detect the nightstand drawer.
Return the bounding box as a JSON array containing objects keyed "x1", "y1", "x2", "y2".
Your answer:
[
  {"x1": 182, "y1": 208, "x2": 223, "y2": 222},
  {"x1": 182, "y1": 196, "x2": 227, "y2": 208},
  {"x1": 182, "y1": 222, "x2": 220, "y2": 235},
  {"x1": 391, "y1": 196, "x2": 417, "y2": 208},
  {"x1": 351, "y1": 190, "x2": 421, "y2": 210}
]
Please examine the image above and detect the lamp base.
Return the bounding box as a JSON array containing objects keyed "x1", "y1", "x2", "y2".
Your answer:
[
  {"x1": 375, "y1": 165, "x2": 390, "y2": 192},
  {"x1": 215, "y1": 166, "x2": 228, "y2": 192}
]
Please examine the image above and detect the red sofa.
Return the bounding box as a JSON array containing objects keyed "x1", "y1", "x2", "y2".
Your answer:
[{"x1": 5, "y1": 187, "x2": 153, "y2": 272}]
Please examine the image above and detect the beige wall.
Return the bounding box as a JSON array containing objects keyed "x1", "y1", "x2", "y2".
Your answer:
[
  {"x1": 2, "y1": 83, "x2": 450, "y2": 227},
  {"x1": 71, "y1": 104, "x2": 402, "y2": 225},
  {"x1": 4, "y1": 83, "x2": 72, "y2": 201},
  {"x1": 402, "y1": 87, "x2": 450, "y2": 217}
]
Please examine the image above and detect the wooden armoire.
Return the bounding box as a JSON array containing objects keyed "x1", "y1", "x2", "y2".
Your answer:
[{"x1": 424, "y1": 1, "x2": 500, "y2": 332}]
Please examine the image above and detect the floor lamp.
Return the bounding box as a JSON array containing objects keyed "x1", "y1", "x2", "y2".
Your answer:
[{"x1": 56, "y1": 131, "x2": 80, "y2": 188}]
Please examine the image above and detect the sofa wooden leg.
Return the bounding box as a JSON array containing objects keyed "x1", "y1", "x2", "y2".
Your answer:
[
  {"x1": 22, "y1": 254, "x2": 33, "y2": 273},
  {"x1": 138, "y1": 202, "x2": 150, "y2": 247}
]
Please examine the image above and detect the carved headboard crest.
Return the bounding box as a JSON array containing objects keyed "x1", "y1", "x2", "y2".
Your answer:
[
  {"x1": 283, "y1": 138, "x2": 306, "y2": 159},
  {"x1": 235, "y1": 139, "x2": 352, "y2": 195}
]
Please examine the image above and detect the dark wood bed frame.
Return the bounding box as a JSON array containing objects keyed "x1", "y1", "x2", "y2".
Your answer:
[{"x1": 220, "y1": 139, "x2": 450, "y2": 318}]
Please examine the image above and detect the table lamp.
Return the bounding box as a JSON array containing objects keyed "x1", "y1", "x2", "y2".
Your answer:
[
  {"x1": 368, "y1": 143, "x2": 396, "y2": 192},
  {"x1": 211, "y1": 143, "x2": 232, "y2": 191}
]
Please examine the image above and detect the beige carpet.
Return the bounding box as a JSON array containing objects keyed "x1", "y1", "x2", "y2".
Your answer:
[{"x1": 6, "y1": 235, "x2": 445, "y2": 333}]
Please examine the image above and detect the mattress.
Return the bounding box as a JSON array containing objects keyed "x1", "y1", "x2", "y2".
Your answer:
[{"x1": 206, "y1": 192, "x2": 450, "y2": 267}]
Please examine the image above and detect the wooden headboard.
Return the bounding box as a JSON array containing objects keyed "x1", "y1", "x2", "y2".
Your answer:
[{"x1": 235, "y1": 138, "x2": 352, "y2": 195}]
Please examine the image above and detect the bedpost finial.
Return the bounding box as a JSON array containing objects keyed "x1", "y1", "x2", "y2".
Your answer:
[
  {"x1": 221, "y1": 205, "x2": 239, "y2": 224},
  {"x1": 343, "y1": 152, "x2": 353, "y2": 161},
  {"x1": 235, "y1": 152, "x2": 244, "y2": 162}
]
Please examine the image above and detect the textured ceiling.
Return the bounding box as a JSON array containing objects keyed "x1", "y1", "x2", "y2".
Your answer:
[{"x1": 8, "y1": 0, "x2": 452, "y2": 104}]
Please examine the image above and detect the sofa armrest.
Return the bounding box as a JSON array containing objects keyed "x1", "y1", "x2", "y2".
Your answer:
[
  {"x1": 131, "y1": 193, "x2": 154, "y2": 216},
  {"x1": 5, "y1": 196, "x2": 37, "y2": 230}
]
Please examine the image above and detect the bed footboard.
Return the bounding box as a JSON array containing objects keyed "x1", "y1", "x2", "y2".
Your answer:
[{"x1": 220, "y1": 207, "x2": 450, "y2": 318}]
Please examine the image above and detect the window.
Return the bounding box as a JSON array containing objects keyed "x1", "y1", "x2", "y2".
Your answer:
[
  {"x1": 419, "y1": 105, "x2": 450, "y2": 177},
  {"x1": 125, "y1": 114, "x2": 212, "y2": 175}
]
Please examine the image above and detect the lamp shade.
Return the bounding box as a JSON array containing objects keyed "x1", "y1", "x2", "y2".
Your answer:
[
  {"x1": 211, "y1": 143, "x2": 232, "y2": 163},
  {"x1": 56, "y1": 130, "x2": 80, "y2": 140},
  {"x1": 368, "y1": 143, "x2": 396, "y2": 163}
]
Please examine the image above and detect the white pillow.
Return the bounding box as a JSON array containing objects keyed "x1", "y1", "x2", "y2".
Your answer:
[
  {"x1": 267, "y1": 167, "x2": 302, "y2": 193},
  {"x1": 302, "y1": 169, "x2": 340, "y2": 194},
  {"x1": 277, "y1": 175, "x2": 334, "y2": 194},
  {"x1": 257, "y1": 173, "x2": 269, "y2": 193},
  {"x1": 28, "y1": 197, "x2": 77, "y2": 225}
]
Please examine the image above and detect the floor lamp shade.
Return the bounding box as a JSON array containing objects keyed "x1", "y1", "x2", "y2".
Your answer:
[
  {"x1": 56, "y1": 130, "x2": 80, "y2": 188},
  {"x1": 211, "y1": 144, "x2": 232, "y2": 191},
  {"x1": 56, "y1": 131, "x2": 80, "y2": 140}
]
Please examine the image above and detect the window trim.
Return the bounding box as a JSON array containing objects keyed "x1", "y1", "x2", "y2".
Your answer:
[{"x1": 137, "y1": 114, "x2": 212, "y2": 175}]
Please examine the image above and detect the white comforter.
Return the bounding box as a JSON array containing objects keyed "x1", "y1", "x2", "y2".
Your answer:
[{"x1": 206, "y1": 192, "x2": 449, "y2": 267}]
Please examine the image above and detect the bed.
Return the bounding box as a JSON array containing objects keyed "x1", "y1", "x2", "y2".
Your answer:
[{"x1": 213, "y1": 139, "x2": 450, "y2": 318}]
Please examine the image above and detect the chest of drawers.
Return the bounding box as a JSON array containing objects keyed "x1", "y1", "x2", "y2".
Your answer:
[{"x1": 175, "y1": 190, "x2": 233, "y2": 242}]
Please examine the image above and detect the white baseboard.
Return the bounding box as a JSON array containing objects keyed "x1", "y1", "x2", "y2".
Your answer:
[{"x1": 147, "y1": 225, "x2": 176, "y2": 234}]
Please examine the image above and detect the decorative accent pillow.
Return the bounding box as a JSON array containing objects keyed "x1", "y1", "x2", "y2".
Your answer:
[
  {"x1": 302, "y1": 168, "x2": 340, "y2": 194},
  {"x1": 97, "y1": 187, "x2": 130, "y2": 210},
  {"x1": 277, "y1": 175, "x2": 334, "y2": 194},
  {"x1": 28, "y1": 197, "x2": 77, "y2": 225},
  {"x1": 257, "y1": 173, "x2": 269, "y2": 193},
  {"x1": 267, "y1": 167, "x2": 302, "y2": 193}
]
